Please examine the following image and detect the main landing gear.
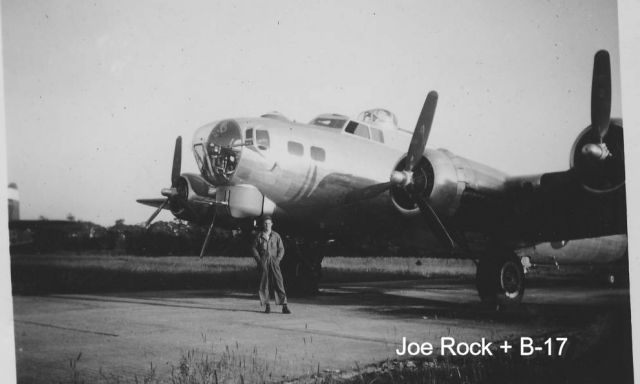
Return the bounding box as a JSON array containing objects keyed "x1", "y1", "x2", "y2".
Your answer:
[
  {"x1": 281, "y1": 239, "x2": 324, "y2": 296},
  {"x1": 476, "y1": 249, "x2": 525, "y2": 308}
]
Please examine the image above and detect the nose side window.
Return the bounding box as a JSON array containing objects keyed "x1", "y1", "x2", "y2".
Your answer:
[
  {"x1": 287, "y1": 141, "x2": 304, "y2": 156},
  {"x1": 310, "y1": 146, "x2": 326, "y2": 162},
  {"x1": 256, "y1": 130, "x2": 270, "y2": 150}
]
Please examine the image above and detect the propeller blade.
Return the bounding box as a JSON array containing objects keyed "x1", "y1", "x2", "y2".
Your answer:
[
  {"x1": 405, "y1": 91, "x2": 438, "y2": 171},
  {"x1": 414, "y1": 195, "x2": 456, "y2": 250},
  {"x1": 145, "y1": 199, "x2": 169, "y2": 228},
  {"x1": 171, "y1": 136, "x2": 182, "y2": 187},
  {"x1": 591, "y1": 50, "x2": 611, "y2": 141},
  {"x1": 199, "y1": 211, "x2": 217, "y2": 258},
  {"x1": 345, "y1": 182, "x2": 392, "y2": 203}
]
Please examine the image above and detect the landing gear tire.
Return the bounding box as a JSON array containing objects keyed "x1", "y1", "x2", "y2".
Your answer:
[{"x1": 476, "y1": 251, "x2": 525, "y2": 309}]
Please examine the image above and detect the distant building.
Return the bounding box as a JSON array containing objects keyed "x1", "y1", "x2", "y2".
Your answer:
[{"x1": 8, "y1": 183, "x2": 19, "y2": 221}]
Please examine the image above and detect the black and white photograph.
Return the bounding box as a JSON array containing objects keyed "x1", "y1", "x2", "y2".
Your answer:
[{"x1": 2, "y1": 0, "x2": 638, "y2": 383}]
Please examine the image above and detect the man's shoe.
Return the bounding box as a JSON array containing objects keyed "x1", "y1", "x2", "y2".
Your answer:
[
  {"x1": 282, "y1": 305, "x2": 291, "y2": 314},
  {"x1": 264, "y1": 304, "x2": 271, "y2": 314}
]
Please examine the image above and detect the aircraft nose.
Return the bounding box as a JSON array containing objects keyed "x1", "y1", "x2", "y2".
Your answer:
[
  {"x1": 202, "y1": 119, "x2": 244, "y2": 182},
  {"x1": 207, "y1": 119, "x2": 243, "y2": 148}
]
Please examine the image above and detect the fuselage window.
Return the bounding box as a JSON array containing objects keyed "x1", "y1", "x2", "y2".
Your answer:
[
  {"x1": 256, "y1": 130, "x2": 270, "y2": 150},
  {"x1": 287, "y1": 141, "x2": 304, "y2": 157},
  {"x1": 370, "y1": 127, "x2": 384, "y2": 143},
  {"x1": 345, "y1": 121, "x2": 370, "y2": 139},
  {"x1": 310, "y1": 146, "x2": 326, "y2": 162},
  {"x1": 246, "y1": 128, "x2": 254, "y2": 143}
]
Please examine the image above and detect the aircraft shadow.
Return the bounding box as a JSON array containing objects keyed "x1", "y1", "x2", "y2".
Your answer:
[{"x1": 302, "y1": 281, "x2": 630, "y2": 327}]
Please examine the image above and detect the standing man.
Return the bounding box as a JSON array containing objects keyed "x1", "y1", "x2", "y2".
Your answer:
[{"x1": 252, "y1": 216, "x2": 291, "y2": 314}]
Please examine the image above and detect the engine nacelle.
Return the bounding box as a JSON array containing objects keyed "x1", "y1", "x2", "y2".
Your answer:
[
  {"x1": 390, "y1": 149, "x2": 507, "y2": 219},
  {"x1": 169, "y1": 173, "x2": 213, "y2": 222},
  {"x1": 215, "y1": 184, "x2": 276, "y2": 219},
  {"x1": 170, "y1": 174, "x2": 276, "y2": 222},
  {"x1": 570, "y1": 119, "x2": 624, "y2": 193}
]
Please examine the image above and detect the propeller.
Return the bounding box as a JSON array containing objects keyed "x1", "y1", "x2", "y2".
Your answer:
[
  {"x1": 572, "y1": 49, "x2": 625, "y2": 192},
  {"x1": 347, "y1": 91, "x2": 457, "y2": 250},
  {"x1": 398, "y1": 91, "x2": 456, "y2": 250},
  {"x1": 590, "y1": 50, "x2": 612, "y2": 142},
  {"x1": 414, "y1": 195, "x2": 456, "y2": 249},
  {"x1": 405, "y1": 91, "x2": 438, "y2": 172},
  {"x1": 144, "y1": 199, "x2": 169, "y2": 228},
  {"x1": 144, "y1": 136, "x2": 182, "y2": 228},
  {"x1": 581, "y1": 50, "x2": 613, "y2": 160},
  {"x1": 171, "y1": 136, "x2": 182, "y2": 187}
]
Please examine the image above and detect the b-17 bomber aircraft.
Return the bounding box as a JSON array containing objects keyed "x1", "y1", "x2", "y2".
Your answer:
[{"x1": 139, "y1": 50, "x2": 627, "y2": 306}]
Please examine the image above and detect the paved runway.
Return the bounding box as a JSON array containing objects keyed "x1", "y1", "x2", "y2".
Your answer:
[{"x1": 12, "y1": 279, "x2": 630, "y2": 383}]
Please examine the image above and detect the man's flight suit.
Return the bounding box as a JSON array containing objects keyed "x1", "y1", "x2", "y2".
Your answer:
[{"x1": 252, "y1": 230, "x2": 287, "y2": 306}]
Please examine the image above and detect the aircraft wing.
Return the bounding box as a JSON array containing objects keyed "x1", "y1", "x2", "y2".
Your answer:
[
  {"x1": 137, "y1": 198, "x2": 169, "y2": 209},
  {"x1": 137, "y1": 196, "x2": 217, "y2": 209},
  {"x1": 514, "y1": 169, "x2": 627, "y2": 242}
]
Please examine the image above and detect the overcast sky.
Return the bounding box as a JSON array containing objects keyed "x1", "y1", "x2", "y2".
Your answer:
[{"x1": 2, "y1": 0, "x2": 621, "y2": 226}]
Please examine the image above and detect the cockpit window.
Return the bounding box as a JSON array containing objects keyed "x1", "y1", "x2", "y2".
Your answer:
[
  {"x1": 370, "y1": 127, "x2": 384, "y2": 143},
  {"x1": 345, "y1": 121, "x2": 370, "y2": 139},
  {"x1": 310, "y1": 117, "x2": 347, "y2": 129},
  {"x1": 256, "y1": 130, "x2": 270, "y2": 150}
]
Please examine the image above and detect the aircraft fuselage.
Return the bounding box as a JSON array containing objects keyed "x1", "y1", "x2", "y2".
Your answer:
[{"x1": 190, "y1": 116, "x2": 516, "y2": 248}]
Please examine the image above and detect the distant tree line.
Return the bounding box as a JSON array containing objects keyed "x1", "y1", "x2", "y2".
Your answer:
[
  {"x1": 10, "y1": 219, "x2": 244, "y2": 256},
  {"x1": 10, "y1": 218, "x2": 447, "y2": 257}
]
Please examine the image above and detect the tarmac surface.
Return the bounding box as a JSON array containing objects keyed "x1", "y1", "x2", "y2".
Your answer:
[{"x1": 12, "y1": 279, "x2": 631, "y2": 383}]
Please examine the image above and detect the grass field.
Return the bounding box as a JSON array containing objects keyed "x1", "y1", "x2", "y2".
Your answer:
[
  {"x1": 10, "y1": 253, "x2": 615, "y2": 295},
  {"x1": 10, "y1": 253, "x2": 478, "y2": 294},
  {"x1": 11, "y1": 253, "x2": 474, "y2": 275},
  {"x1": 11, "y1": 253, "x2": 257, "y2": 274},
  {"x1": 10, "y1": 254, "x2": 255, "y2": 294},
  {"x1": 323, "y1": 256, "x2": 475, "y2": 277}
]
